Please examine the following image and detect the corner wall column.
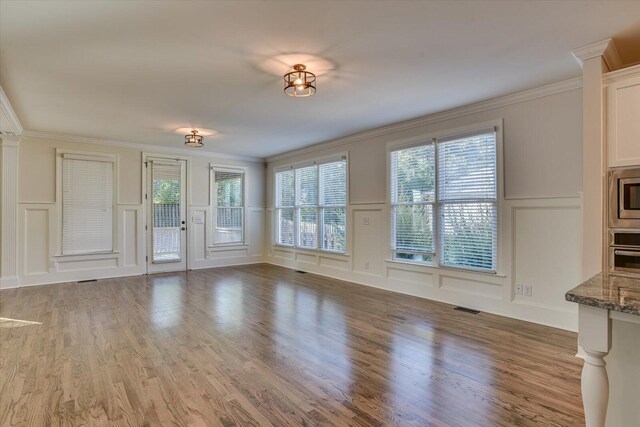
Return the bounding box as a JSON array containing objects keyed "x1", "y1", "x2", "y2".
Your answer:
[{"x1": 0, "y1": 135, "x2": 19, "y2": 288}]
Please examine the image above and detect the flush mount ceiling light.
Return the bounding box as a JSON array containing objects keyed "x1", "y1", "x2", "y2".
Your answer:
[
  {"x1": 184, "y1": 129, "x2": 204, "y2": 148},
  {"x1": 284, "y1": 64, "x2": 316, "y2": 97}
]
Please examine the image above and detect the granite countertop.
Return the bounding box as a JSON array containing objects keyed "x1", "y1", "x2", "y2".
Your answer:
[{"x1": 565, "y1": 273, "x2": 640, "y2": 315}]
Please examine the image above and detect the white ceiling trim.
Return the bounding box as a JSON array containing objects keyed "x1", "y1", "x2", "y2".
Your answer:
[
  {"x1": 571, "y1": 38, "x2": 622, "y2": 71},
  {"x1": 266, "y1": 76, "x2": 582, "y2": 163},
  {"x1": 603, "y1": 63, "x2": 640, "y2": 85},
  {"x1": 0, "y1": 86, "x2": 23, "y2": 135},
  {"x1": 21, "y1": 130, "x2": 263, "y2": 163}
]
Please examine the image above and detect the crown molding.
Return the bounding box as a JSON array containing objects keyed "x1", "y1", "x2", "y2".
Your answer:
[
  {"x1": 0, "y1": 86, "x2": 23, "y2": 135},
  {"x1": 571, "y1": 38, "x2": 622, "y2": 71},
  {"x1": 603, "y1": 63, "x2": 640, "y2": 85},
  {"x1": 21, "y1": 130, "x2": 263, "y2": 163},
  {"x1": 0, "y1": 134, "x2": 20, "y2": 146},
  {"x1": 267, "y1": 76, "x2": 582, "y2": 163}
]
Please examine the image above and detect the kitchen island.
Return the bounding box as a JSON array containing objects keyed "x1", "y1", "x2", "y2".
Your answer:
[{"x1": 566, "y1": 273, "x2": 640, "y2": 427}]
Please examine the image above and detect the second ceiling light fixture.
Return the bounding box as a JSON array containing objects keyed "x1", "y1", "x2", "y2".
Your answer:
[{"x1": 284, "y1": 64, "x2": 316, "y2": 97}]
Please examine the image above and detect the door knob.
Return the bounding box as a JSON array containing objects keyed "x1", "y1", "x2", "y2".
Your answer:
[
  {"x1": 181, "y1": 220, "x2": 186, "y2": 224},
  {"x1": 181, "y1": 227, "x2": 186, "y2": 231}
]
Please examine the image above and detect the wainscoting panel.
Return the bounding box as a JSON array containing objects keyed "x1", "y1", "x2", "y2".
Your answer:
[
  {"x1": 440, "y1": 274, "x2": 503, "y2": 300},
  {"x1": 319, "y1": 255, "x2": 349, "y2": 271},
  {"x1": 352, "y1": 207, "x2": 384, "y2": 276},
  {"x1": 387, "y1": 266, "x2": 434, "y2": 287},
  {"x1": 266, "y1": 197, "x2": 582, "y2": 331},
  {"x1": 23, "y1": 206, "x2": 50, "y2": 275},
  {"x1": 512, "y1": 203, "x2": 581, "y2": 311},
  {"x1": 295, "y1": 252, "x2": 317, "y2": 265},
  {"x1": 119, "y1": 205, "x2": 143, "y2": 270}
]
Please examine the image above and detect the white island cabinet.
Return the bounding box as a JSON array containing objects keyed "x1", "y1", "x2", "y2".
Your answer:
[{"x1": 606, "y1": 65, "x2": 640, "y2": 168}]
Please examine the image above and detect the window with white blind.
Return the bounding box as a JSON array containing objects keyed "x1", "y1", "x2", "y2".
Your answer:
[
  {"x1": 61, "y1": 153, "x2": 115, "y2": 255},
  {"x1": 275, "y1": 156, "x2": 347, "y2": 253},
  {"x1": 390, "y1": 127, "x2": 498, "y2": 272},
  {"x1": 211, "y1": 167, "x2": 245, "y2": 245}
]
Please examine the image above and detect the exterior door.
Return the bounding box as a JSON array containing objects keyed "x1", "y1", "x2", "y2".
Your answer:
[{"x1": 146, "y1": 158, "x2": 187, "y2": 273}]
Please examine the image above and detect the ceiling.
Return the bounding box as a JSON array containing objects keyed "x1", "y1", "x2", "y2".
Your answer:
[{"x1": 1, "y1": 1, "x2": 640, "y2": 159}]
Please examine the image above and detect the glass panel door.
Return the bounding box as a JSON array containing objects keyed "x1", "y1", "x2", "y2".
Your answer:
[{"x1": 147, "y1": 159, "x2": 187, "y2": 273}]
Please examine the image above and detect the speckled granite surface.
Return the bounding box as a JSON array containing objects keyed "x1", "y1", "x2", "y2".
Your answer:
[{"x1": 565, "y1": 273, "x2": 640, "y2": 315}]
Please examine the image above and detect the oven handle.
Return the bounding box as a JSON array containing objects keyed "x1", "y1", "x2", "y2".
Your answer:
[{"x1": 614, "y1": 249, "x2": 640, "y2": 257}]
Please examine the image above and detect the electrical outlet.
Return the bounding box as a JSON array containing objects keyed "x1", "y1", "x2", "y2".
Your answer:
[
  {"x1": 49, "y1": 260, "x2": 57, "y2": 270},
  {"x1": 523, "y1": 284, "x2": 533, "y2": 297},
  {"x1": 365, "y1": 262, "x2": 370, "y2": 270},
  {"x1": 363, "y1": 217, "x2": 370, "y2": 225},
  {"x1": 515, "y1": 284, "x2": 523, "y2": 296}
]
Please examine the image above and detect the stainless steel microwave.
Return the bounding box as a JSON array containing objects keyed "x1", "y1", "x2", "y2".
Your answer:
[{"x1": 609, "y1": 167, "x2": 640, "y2": 228}]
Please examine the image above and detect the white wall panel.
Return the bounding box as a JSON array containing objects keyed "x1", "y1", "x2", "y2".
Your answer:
[
  {"x1": 15, "y1": 136, "x2": 265, "y2": 287},
  {"x1": 440, "y1": 274, "x2": 502, "y2": 299},
  {"x1": 24, "y1": 207, "x2": 49, "y2": 275},
  {"x1": 387, "y1": 267, "x2": 434, "y2": 287},
  {"x1": 319, "y1": 255, "x2": 349, "y2": 271},
  {"x1": 512, "y1": 204, "x2": 581, "y2": 310},
  {"x1": 352, "y1": 208, "x2": 384, "y2": 276}
]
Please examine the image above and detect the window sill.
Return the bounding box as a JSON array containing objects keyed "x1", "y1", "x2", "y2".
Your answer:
[
  {"x1": 385, "y1": 259, "x2": 506, "y2": 278},
  {"x1": 208, "y1": 244, "x2": 249, "y2": 252},
  {"x1": 53, "y1": 251, "x2": 120, "y2": 260},
  {"x1": 272, "y1": 244, "x2": 350, "y2": 257}
]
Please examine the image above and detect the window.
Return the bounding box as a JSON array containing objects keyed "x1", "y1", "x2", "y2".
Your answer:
[
  {"x1": 211, "y1": 167, "x2": 245, "y2": 245},
  {"x1": 390, "y1": 128, "x2": 498, "y2": 271},
  {"x1": 61, "y1": 153, "x2": 115, "y2": 255},
  {"x1": 275, "y1": 157, "x2": 347, "y2": 253}
]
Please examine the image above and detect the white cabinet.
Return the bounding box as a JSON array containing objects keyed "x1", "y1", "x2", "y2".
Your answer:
[{"x1": 607, "y1": 67, "x2": 640, "y2": 167}]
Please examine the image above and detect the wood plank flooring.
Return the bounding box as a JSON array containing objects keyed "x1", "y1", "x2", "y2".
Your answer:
[{"x1": 0, "y1": 264, "x2": 584, "y2": 426}]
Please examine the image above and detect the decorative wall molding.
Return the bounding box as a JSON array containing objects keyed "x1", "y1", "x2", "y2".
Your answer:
[
  {"x1": 571, "y1": 38, "x2": 622, "y2": 71},
  {"x1": 0, "y1": 86, "x2": 23, "y2": 135},
  {"x1": 22, "y1": 129, "x2": 263, "y2": 163},
  {"x1": 266, "y1": 197, "x2": 582, "y2": 331},
  {"x1": 266, "y1": 77, "x2": 582, "y2": 163},
  {"x1": 1, "y1": 136, "x2": 20, "y2": 287},
  {"x1": 603, "y1": 63, "x2": 640, "y2": 85}
]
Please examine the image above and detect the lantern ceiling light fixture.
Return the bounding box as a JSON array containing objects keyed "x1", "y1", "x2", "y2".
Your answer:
[
  {"x1": 284, "y1": 64, "x2": 316, "y2": 97},
  {"x1": 184, "y1": 129, "x2": 204, "y2": 148}
]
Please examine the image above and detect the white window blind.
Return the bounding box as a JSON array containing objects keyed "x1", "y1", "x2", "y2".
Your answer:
[
  {"x1": 390, "y1": 144, "x2": 435, "y2": 263},
  {"x1": 276, "y1": 169, "x2": 295, "y2": 246},
  {"x1": 275, "y1": 157, "x2": 347, "y2": 253},
  {"x1": 390, "y1": 128, "x2": 498, "y2": 271},
  {"x1": 212, "y1": 169, "x2": 245, "y2": 245},
  {"x1": 319, "y1": 160, "x2": 346, "y2": 252},
  {"x1": 438, "y1": 131, "x2": 497, "y2": 271},
  {"x1": 296, "y1": 165, "x2": 318, "y2": 249},
  {"x1": 62, "y1": 155, "x2": 114, "y2": 255}
]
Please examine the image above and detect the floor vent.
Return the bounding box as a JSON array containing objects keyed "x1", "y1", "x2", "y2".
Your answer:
[
  {"x1": 294, "y1": 270, "x2": 307, "y2": 274},
  {"x1": 454, "y1": 306, "x2": 480, "y2": 314},
  {"x1": 78, "y1": 279, "x2": 98, "y2": 283}
]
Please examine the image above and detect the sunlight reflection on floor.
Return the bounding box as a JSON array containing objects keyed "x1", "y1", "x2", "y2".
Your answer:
[{"x1": 0, "y1": 317, "x2": 42, "y2": 328}]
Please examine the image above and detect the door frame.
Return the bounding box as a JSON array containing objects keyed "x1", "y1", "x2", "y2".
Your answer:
[{"x1": 142, "y1": 152, "x2": 191, "y2": 273}]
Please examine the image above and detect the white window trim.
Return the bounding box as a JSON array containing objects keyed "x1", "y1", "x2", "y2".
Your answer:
[
  {"x1": 209, "y1": 164, "x2": 247, "y2": 248},
  {"x1": 273, "y1": 152, "x2": 349, "y2": 254},
  {"x1": 386, "y1": 120, "x2": 504, "y2": 274},
  {"x1": 55, "y1": 148, "x2": 119, "y2": 257}
]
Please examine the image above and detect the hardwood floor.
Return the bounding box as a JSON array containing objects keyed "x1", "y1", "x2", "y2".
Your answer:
[{"x1": 0, "y1": 264, "x2": 584, "y2": 426}]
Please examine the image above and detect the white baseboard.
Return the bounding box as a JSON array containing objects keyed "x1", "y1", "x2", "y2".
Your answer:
[{"x1": 0, "y1": 276, "x2": 19, "y2": 289}]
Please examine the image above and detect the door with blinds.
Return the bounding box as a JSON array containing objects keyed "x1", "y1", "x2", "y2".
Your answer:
[{"x1": 146, "y1": 159, "x2": 187, "y2": 273}]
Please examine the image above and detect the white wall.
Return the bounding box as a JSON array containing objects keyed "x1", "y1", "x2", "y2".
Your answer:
[
  {"x1": 265, "y1": 85, "x2": 583, "y2": 331},
  {"x1": 14, "y1": 135, "x2": 265, "y2": 287}
]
